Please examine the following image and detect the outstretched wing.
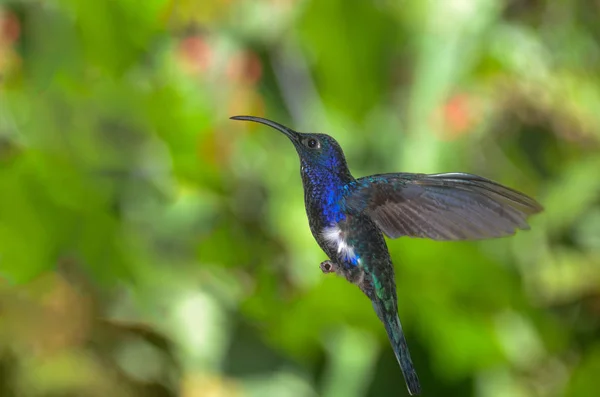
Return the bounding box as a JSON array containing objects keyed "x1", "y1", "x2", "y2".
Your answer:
[{"x1": 344, "y1": 172, "x2": 543, "y2": 240}]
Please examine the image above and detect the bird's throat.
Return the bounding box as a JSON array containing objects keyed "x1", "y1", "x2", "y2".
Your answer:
[{"x1": 301, "y1": 160, "x2": 354, "y2": 225}]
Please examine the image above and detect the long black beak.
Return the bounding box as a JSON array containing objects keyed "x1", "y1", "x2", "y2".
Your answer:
[{"x1": 230, "y1": 115, "x2": 300, "y2": 143}]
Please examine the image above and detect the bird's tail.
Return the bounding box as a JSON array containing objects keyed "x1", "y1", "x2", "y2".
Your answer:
[{"x1": 375, "y1": 300, "x2": 421, "y2": 395}]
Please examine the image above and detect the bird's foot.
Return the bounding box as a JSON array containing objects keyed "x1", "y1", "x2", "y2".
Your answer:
[{"x1": 320, "y1": 260, "x2": 336, "y2": 274}]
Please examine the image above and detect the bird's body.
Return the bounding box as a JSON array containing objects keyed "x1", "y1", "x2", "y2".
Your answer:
[
  {"x1": 298, "y1": 134, "x2": 421, "y2": 393},
  {"x1": 231, "y1": 116, "x2": 543, "y2": 396}
]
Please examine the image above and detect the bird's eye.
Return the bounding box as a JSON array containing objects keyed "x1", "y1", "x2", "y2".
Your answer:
[{"x1": 305, "y1": 138, "x2": 320, "y2": 149}]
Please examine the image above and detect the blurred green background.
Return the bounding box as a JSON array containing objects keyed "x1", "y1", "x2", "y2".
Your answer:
[{"x1": 1, "y1": 0, "x2": 599, "y2": 396}]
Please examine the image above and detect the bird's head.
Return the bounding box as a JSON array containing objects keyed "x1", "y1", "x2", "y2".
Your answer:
[{"x1": 231, "y1": 116, "x2": 350, "y2": 176}]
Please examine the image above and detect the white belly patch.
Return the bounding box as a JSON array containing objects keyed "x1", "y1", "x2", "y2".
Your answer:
[{"x1": 322, "y1": 225, "x2": 359, "y2": 263}]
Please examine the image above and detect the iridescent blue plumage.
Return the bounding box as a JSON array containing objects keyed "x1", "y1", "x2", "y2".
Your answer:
[{"x1": 230, "y1": 116, "x2": 543, "y2": 396}]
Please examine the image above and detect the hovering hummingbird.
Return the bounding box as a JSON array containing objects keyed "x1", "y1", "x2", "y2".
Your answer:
[{"x1": 231, "y1": 116, "x2": 543, "y2": 395}]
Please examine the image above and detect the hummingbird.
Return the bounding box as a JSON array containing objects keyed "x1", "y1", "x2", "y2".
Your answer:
[{"x1": 230, "y1": 116, "x2": 543, "y2": 395}]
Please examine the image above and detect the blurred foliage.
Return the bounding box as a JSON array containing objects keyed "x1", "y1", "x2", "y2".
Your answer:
[{"x1": 0, "y1": 0, "x2": 599, "y2": 396}]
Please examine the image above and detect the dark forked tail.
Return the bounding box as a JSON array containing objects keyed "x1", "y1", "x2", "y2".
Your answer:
[{"x1": 374, "y1": 300, "x2": 421, "y2": 395}]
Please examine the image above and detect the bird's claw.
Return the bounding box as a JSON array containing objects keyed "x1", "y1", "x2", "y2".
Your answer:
[{"x1": 320, "y1": 260, "x2": 336, "y2": 274}]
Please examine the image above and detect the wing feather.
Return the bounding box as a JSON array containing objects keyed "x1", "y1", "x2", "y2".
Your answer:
[{"x1": 345, "y1": 172, "x2": 543, "y2": 240}]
